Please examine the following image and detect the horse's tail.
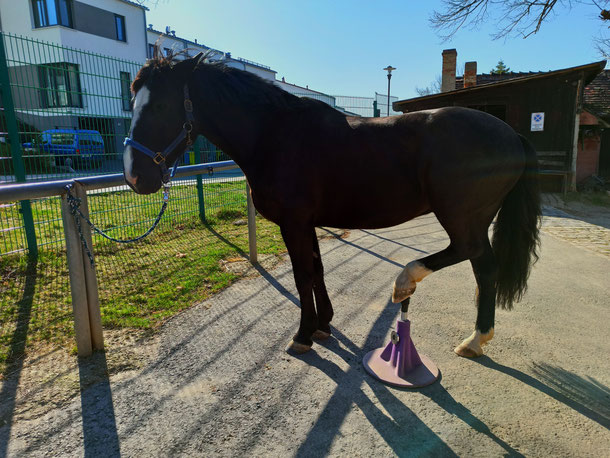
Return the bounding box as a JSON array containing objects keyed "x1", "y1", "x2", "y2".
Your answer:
[{"x1": 492, "y1": 134, "x2": 542, "y2": 310}]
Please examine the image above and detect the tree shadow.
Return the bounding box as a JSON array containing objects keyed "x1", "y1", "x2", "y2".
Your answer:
[
  {"x1": 319, "y1": 228, "x2": 413, "y2": 267},
  {"x1": 418, "y1": 382, "x2": 525, "y2": 456},
  {"x1": 77, "y1": 351, "x2": 121, "y2": 457},
  {"x1": 302, "y1": 326, "x2": 524, "y2": 457},
  {"x1": 473, "y1": 356, "x2": 610, "y2": 430},
  {"x1": 285, "y1": 294, "x2": 456, "y2": 457},
  {"x1": 0, "y1": 256, "x2": 37, "y2": 458}
]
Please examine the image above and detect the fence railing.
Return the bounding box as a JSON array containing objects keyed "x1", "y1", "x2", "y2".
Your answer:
[
  {"x1": 0, "y1": 160, "x2": 257, "y2": 356},
  {"x1": 0, "y1": 32, "x2": 235, "y2": 258},
  {"x1": 0, "y1": 32, "x2": 254, "y2": 363}
]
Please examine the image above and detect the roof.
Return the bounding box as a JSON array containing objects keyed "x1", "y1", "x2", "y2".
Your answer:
[
  {"x1": 276, "y1": 80, "x2": 335, "y2": 98},
  {"x1": 583, "y1": 69, "x2": 610, "y2": 121},
  {"x1": 147, "y1": 28, "x2": 214, "y2": 51},
  {"x1": 455, "y1": 71, "x2": 544, "y2": 89},
  {"x1": 395, "y1": 60, "x2": 607, "y2": 112},
  {"x1": 118, "y1": 0, "x2": 149, "y2": 11},
  {"x1": 147, "y1": 28, "x2": 273, "y2": 71}
]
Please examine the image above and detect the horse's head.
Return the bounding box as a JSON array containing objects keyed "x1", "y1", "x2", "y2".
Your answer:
[{"x1": 123, "y1": 53, "x2": 202, "y2": 194}]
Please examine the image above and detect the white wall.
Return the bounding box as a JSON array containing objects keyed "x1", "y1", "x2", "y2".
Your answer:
[
  {"x1": 0, "y1": 0, "x2": 147, "y2": 121},
  {"x1": 0, "y1": 0, "x2": 147, "y2": 62}
]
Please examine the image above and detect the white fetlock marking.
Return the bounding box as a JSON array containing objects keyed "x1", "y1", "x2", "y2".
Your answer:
[
  {"x1": 455, "y1": 328, "x2": 494, "y2": 357},
  {"x1": 392, "y1": 261, "x2": 432, "y2": 303}
]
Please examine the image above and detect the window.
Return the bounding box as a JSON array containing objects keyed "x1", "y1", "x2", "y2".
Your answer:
[
  {"x1": 32, "y1": 0, "x2": 73, "y2": 28},
  {"x1": 39, "y1": 63, "x2": 82, "y2": 108},
  {"x1": 164, "y1": 48, "x2": 172, "y2": 58},
  {"x1": 115, "y1": 14, "x2": 126, "y2": 42},
  {"x1": 50, "y1": 132, "x2": 75, "y2": 145},
  {"x1": 120, "y1": 72, "x2": 132, "y2": 111},
  {"x1": 148, "y1": 44, "x2": 156, "y2": 59}
]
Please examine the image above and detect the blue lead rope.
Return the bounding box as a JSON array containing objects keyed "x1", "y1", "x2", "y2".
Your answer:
[{"x1": 64, "y1": 157, "x2": 180, "y2": 267}]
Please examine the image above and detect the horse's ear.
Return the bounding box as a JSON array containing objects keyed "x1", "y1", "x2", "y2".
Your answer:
[{"x1": 172, "y1": 54, "x2": 201, "y2": 76}]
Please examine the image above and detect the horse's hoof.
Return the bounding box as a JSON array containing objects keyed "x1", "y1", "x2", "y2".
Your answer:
[
  {"x1": 312, "y1": 329, "x2": 331, "y2": 340},
  {"x1": 285, "y1": 339, "x2": 312, "y2": 354},
  {"x1": 391, "y1": 286, "x2": 415, "y2": 303},
  {"x1": 454, "y1": 343, "x2": 483, "y2": 358},
  {"x1": 454, "y1": 329, "x2": 494, "y2": 358}
]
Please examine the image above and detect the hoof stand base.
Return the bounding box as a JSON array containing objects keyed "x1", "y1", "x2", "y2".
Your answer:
[{"x1": 363, "y1": 319, "x2": 439, "y2": 388}]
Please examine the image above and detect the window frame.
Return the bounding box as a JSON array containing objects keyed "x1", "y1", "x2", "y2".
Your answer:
[
  {"x1": 39, "y1": 62, "x2": 83, "y2": 108},
  {"x1": 32, "y1": 0, "x2": 73, "y2": 29},
  {"x1": 115, "y1": 14, "x2": 126, "y2": 42},
  {"x1": 120, "y1": 71, "x2": 132, "y2": 112}
]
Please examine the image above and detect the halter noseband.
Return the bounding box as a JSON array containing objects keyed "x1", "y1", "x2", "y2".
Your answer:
[{"x1": 123, "y1": 84, "x2": 195, "y2": 186}]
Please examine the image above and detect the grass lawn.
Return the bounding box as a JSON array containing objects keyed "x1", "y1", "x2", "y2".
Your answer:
[
  {"x1": 562, "y1": 190, "x2": 610, "y2": 208},
  {"x1": 0, "y1": 180, "x2": 285, "y2": 375}
]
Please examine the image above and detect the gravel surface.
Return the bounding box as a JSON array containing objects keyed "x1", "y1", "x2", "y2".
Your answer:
[{"x1": 2, "y1": 211, "x2": 609, "y2": 457}]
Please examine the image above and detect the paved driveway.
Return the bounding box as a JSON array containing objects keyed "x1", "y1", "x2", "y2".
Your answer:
[{"x1": 2, "y1": 211, "x2": 609, "y2": 457}]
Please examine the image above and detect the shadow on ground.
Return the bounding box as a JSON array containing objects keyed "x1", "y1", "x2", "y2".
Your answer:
[
  {"x1": 0, "y1": 258, "x2": 37, "y2": 458},
  {"x1": 473, "y1": 357, "x2": 610, "y2": 430}
]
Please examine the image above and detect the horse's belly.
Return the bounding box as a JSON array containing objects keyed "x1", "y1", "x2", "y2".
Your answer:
[{"x1": 315, "y1": 193, "x2": 429, "y2": 229}]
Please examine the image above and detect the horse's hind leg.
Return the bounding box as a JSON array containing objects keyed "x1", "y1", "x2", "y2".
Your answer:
[
  {"x1": 312, "y1": 230, "x2": 333, "y2": 340},
  {"x1": 455, "y1": 241, "x2": 497, "y2": 358}
]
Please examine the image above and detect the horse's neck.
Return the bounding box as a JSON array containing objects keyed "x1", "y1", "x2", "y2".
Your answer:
[{"x1": 192, "y1": 70, "x2": 268, "y2": 173}]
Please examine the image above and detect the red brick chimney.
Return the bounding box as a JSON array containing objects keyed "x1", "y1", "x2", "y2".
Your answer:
[
  {"x1": 464, "y1": 61, "x2": 477, "y2": 88},
  {"x1": 441, "y1": 49, "x2": 457, "y2": 92}
]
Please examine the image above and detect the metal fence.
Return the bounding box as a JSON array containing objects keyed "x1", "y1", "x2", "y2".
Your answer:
[
  {"x1": 0, "y1": 33, "x2": 252, "y2": 367},
  {"x1": 0, "y1": 32, "x2": 235, "y2": 258}
]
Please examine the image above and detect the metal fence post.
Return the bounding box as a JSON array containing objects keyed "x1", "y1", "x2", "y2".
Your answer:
[
  {"x1": 246, "y1": 181, "x2": 257, "y2": 264},
  {"x1": 73, "y1": 183, "x2": 104, "y2": 351},
  {"x1": 193, "y1": 136, "x2": 206, "y2": 222},
  {"x1": 0, "y1": 32, "x2": 38, "y2": 258}
]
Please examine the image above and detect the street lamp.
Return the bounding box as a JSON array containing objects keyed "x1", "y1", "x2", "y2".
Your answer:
[{"x1": 383, "y1": 65, "x2": 396, "y2": 116}]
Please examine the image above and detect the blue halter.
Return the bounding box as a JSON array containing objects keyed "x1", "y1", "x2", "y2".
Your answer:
[{"x1": 123, "y1": 84, "x2": 195, "y2": 185}]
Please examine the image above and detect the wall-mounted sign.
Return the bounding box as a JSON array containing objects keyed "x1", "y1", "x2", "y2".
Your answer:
[{"x1": 531, "y1": 112, "x2": 544, "y2": 131}]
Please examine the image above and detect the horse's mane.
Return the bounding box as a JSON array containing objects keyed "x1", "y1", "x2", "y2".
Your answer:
[{"x1": 132, "y1": 51, "x2": 325, "y2": 113}]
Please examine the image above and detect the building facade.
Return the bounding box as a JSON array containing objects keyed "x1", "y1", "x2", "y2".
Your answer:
[
  {"x1": 0, "y1": 0, "x2": 149, "y2": 157},
  {"x1": 394, "y1": 50, "x2": 606, "y2": 191},
  {"x1": 0, "y1": 0, "x2": 148, "y2": 60}
]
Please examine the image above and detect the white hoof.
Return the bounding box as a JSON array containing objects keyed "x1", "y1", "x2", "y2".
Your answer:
[
  {"x1": 392, "y1": 261, "x2": 432, "y2": 303},
  {"x1": 285, "y1": 340, "x2": 312, "y2": 354},
  {"x1": 454, "y1": 328, "x2": 494, "y2": 358}
]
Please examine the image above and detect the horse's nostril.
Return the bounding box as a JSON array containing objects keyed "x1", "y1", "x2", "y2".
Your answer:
[{"x1": 125, "y1": 172, "x2": 138, "y2": 187}]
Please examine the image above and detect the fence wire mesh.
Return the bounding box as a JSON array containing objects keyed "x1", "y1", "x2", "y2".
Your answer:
[{"x1": 0, "y1": 33, "x2": 285, "y2": 373}]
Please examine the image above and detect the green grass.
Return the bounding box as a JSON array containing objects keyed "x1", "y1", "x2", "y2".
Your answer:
[
  {"x1": 562, "y1": 191, "x2": 610, "y2": 208},
  {"x1": 0, "y1": 181, "x2": 285, "y2": 374}
]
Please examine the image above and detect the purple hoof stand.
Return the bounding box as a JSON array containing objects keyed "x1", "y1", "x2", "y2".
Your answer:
[{"x1": 363, "y1": 319, "x2": 439, "y2": 388}]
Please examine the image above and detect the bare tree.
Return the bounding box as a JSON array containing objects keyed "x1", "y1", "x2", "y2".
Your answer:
[
  {"x1": 415, "y1": 75, "x2": 443, "y2": 96},
  {"x1": 431, "y1": 1, "x2": 610, "y2": 56}
]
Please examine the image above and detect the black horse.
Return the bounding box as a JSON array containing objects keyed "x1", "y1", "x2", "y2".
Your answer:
[{"x1": 123, "y1": 53, "x2": 541, "y2": 357}]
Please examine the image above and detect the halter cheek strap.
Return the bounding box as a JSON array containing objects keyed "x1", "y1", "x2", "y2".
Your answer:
[{"x1": 123, "y1": 84, "x2": 195, "y2": 184}]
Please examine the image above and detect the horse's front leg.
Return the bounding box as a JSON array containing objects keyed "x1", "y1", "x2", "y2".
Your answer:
[{"x1": 281, "y1": 222, "x2": 317, "y2": 354}]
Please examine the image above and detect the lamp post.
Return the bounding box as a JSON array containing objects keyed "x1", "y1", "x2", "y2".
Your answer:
[{"x1": 383, "y1": 65, "x2": 396, "y2": 116}]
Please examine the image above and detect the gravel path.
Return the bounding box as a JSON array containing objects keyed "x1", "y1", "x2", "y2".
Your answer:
[{"x1": 2, "y1": 211, "x2": 609, "y2": 457}]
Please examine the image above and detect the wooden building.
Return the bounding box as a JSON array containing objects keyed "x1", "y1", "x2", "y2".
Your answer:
[{"x1": 394, "y1": 51, "x2": 606, "y2": 192}]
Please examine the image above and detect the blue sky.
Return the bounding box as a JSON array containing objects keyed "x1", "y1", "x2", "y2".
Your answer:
[{"x1": 145, "y1": 0, "x2": 607, "y2": 100}]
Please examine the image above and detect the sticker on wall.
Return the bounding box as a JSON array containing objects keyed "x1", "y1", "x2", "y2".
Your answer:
[{"x1": 531, "y1": 112, "x2": 544, "y2": 131}]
